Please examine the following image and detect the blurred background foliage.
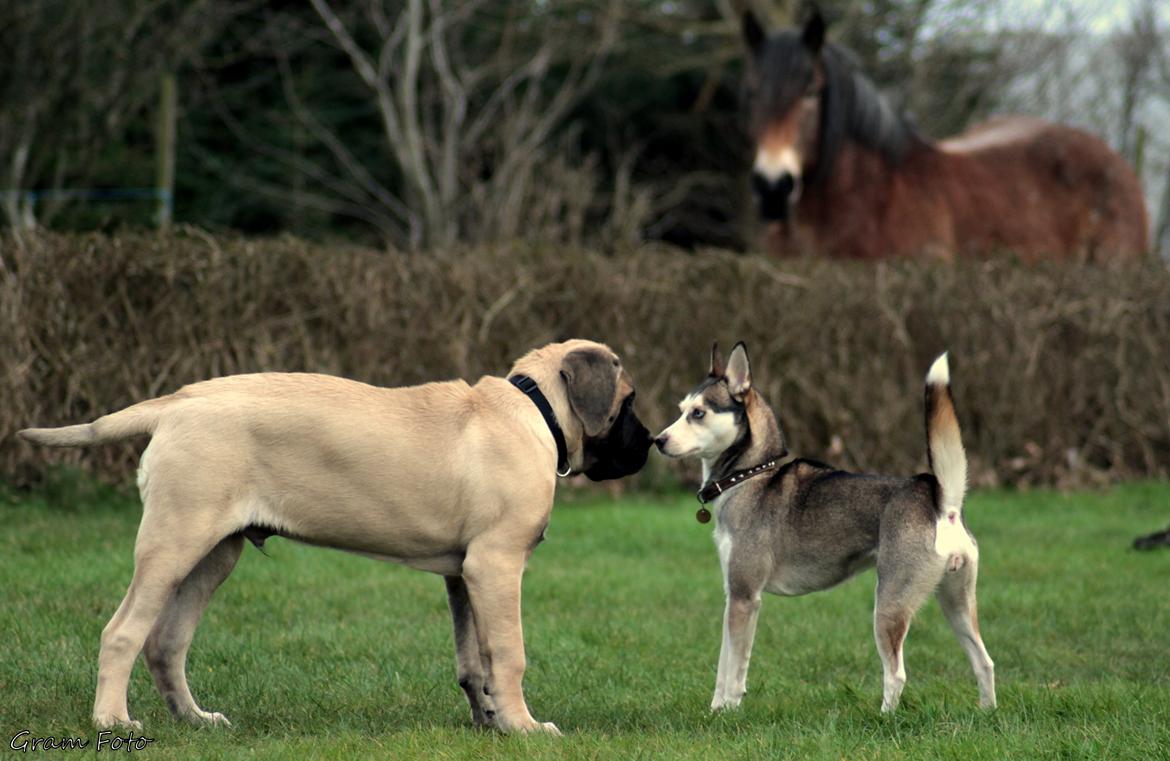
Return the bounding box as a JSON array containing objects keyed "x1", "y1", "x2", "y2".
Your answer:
[
  {"x1": 4, "y1": 231, "x2": 1168, "y2": 489},
  {"x1": 1, "y1": 0, "x2": 1168, "y2": 254}
]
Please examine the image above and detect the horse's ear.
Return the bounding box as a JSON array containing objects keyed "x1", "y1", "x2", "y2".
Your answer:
[
  {"x1": 742, "y1": 9, "x2": 766, "y2": 54},
  {"x1": 802, "y1": 5, "x2": 826, "y2": 54}
]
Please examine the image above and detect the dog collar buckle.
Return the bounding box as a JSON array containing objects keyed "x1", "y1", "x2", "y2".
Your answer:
[{"x1": 512, "y1": 375, "x2": 538, "y2": 394}]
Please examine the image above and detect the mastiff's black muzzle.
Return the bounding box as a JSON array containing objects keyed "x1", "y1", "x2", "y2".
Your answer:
[{"x1": 581, "y1": 395, "x2": 652, "y2": 481}]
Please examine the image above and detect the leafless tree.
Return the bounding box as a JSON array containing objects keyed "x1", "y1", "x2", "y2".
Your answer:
[
  {"x1": 1114, "y1": 1, "x2": 1160, "y2": 167},
  {"x1": 0, "y1": 0, "x2": 239, "y2": 230},
  {"x1": 1102, "y1": 0, "x2": 1169, "y2": 257},
  {"x1": 200, "y1": 1, "x2": 619, "y2": 249}
]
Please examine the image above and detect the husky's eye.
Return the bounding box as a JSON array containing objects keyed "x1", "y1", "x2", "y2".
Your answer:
[{"x1": 691, "y1": 409, "x2": 705, "y2": 420}]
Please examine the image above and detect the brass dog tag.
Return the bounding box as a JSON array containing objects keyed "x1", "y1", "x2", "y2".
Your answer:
[{"x1": 696, "y1": 507, "x2": 711, "y2": 524}]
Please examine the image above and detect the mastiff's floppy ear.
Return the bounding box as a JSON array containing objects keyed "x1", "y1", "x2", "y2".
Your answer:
[{"x1": 561, "y1": 349, "x2": 619, "y2": 437}]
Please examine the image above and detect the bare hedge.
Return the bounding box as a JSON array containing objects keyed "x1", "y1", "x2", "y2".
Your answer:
[{"x1": 2, "y1": 229, "x2": 1168, "y2": 490}]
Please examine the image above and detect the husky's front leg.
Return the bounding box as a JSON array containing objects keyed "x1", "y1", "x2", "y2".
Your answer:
[
  {"x1": 711, "y1": 597, "x2": 734, "y2": 709},
  {"x1": 711, "y1": 592, "x2": 763, "y2": 710}
]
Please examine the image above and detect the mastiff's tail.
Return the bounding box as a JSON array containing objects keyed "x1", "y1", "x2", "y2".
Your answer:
[
  {"x1": 925, "y1": 353, "x2": 968, "y2": 516},
  {"x1": 18, "y1": 396, "x2": 174, "y2": 448}
]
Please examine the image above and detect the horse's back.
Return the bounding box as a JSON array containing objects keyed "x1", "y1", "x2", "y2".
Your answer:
[
  {"x1": 937, "y1": 116, "x2": 1148, "y2": 260},
  {"x1": 938, "y1": 115, "x2": 1052, "y2": 154}
]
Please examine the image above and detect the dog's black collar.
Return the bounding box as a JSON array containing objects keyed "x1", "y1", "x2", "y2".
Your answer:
[
  {"x1": 697, "y1": 457, "x2": 783, "y2": 505},
  {"x1": 509, "y1": 374, "x2": 571, "y2": 477}
]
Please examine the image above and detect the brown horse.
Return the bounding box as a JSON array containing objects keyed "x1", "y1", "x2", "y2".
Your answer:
[{"x1": 742, "y1": 9, "x2": 1149, "y2": 261}]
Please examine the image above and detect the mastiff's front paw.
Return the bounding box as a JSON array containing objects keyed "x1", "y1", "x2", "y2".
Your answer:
[
  {"x1": 186, "y1": 709, "x2": 232, "y2": 727},
  {"x1": 497, "y1": 714, "x2": 562, "y2": 735},
  {"x1": 93, "y1": 715, "x2": 143, "y2": 731}
]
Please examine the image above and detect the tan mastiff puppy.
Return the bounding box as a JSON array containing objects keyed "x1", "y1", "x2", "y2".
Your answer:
[{"x1": 19, "y1": 339, "x2": 651, "y2": 734}]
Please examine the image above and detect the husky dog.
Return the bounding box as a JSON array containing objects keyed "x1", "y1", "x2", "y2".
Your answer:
[{"x1": 654, "y1": 343, "x2": 995, "y2": 713}]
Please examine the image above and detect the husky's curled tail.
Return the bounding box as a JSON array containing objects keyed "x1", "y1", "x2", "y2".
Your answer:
[{"x1": 924, "y1": 354, "x2": 973, "y2": 567}]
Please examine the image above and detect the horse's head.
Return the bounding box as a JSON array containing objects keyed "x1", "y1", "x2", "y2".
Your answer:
[{"x1": 742, "y1": 8, "x2": 828, "y2": 223}]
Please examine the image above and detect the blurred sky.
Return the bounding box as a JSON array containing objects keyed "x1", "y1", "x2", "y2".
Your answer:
[{"x1": 926, "y1": 0, "x2": 1168, "y2": 35}]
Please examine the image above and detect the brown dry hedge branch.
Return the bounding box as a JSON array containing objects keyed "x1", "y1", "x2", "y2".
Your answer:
[{"x1": 2, "y1": 229, "x2": 1168, "y2": 490}]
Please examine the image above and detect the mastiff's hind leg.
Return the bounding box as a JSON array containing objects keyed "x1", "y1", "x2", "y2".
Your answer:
[
  {"x1": 144, "y1": 534, "x2": 244, "y2": 725},
  {"x1": 93, "y1": 514, "x2": 227, "y2": 729},
  {"x1": 445, "y1": 575, "x2": 495, "y2": 728}
]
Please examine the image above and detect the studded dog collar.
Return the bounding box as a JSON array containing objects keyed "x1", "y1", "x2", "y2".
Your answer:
[{"x1": 695, "y1": 457, "x2": 782, "y2": 523}]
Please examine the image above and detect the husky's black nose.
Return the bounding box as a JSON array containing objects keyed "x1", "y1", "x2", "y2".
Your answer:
[{"x1": 653, "y1": 434, "x2": 669, "y2": 452}]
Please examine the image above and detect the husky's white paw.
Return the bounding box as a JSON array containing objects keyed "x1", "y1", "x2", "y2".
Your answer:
[{"x1": 710, "y1": 695, "x2": 742, "y2": 712}]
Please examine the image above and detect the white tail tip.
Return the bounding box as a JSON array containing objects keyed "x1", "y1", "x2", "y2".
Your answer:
[{"x1": 927, "y1": 352, "x2": 950, "y2": 386}]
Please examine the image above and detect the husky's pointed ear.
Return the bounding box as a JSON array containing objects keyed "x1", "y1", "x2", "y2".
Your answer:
[
  {"x1": 743, "y1": 9, "x2": 766, "y2": 55},
  {"x1": 802, "y1": 5, "x2": 826, "y2": 54},
  {"x1": 709, "y1": 341, "x2": 726, "y2": 378},
  {"x1": 726, "y1": 342, "x2": 752, "y2": 399}
]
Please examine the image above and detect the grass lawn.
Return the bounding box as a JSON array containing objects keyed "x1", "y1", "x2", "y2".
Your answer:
[{"x1": 2, "y1": 480, "x2": 1168, "y2": 759}]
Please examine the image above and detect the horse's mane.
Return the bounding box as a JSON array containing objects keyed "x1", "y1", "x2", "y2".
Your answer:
[{"x1": 814, "y1": 42, "x2": 922, "y2": 184}]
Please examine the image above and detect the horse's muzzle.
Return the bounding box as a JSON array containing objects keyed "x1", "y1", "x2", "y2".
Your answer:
[{"x1": 752, "y1": 171, "x2": 800, "y2": 222}]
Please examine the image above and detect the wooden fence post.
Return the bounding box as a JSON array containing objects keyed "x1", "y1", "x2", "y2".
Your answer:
[{"x1": 156, "y1": 72, "x2": 176, "y2": 229}]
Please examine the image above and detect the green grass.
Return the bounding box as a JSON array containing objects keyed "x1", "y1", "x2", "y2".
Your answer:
[{"x1": 2, "y1": 481, "x2": 1169, "y2": 759}]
